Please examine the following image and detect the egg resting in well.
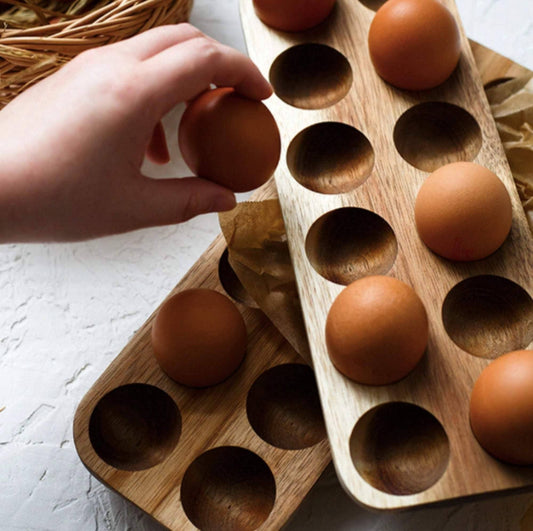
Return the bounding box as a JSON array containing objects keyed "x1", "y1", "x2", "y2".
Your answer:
[
  {"x1": 325, "y1": 276, "x2": 428, "y2": 385},
  {"x1": 151, "y1": 289, "x2": 247, "y2": 387},
  {"x1": 253, "y1": 0, "x2": 336, "y2": 32},
  {"x1": 178, "y1": 87, "x2": 281, "y2": 193},
  {"x1": 415, "y1": 162, "x2": 513, "y2": 261},
  {"x1": 470, "y1": 350, "x2": 533, "y2": 466},
  {"x1": 368, "y1": 0, "x2": 461, "y2": 90}
]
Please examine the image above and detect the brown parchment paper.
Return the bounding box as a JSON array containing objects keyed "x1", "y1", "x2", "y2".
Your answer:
[
  {"x1": 486, "y1": 75, "x2": 533, "y2": 232},
  {"x1": 219, "y1": 199, "x2": 311, "y2": 363},
  {"x1": 218, "y1": 77, "x2": 533, "y2": 364}
]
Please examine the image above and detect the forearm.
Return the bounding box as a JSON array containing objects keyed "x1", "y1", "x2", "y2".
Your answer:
[
  {"x1": 0, "y1": 148, "x2": 70, "y2": 243},
  {"x1": 0, "y1": 159, "x2": 35, "y2": 243}
]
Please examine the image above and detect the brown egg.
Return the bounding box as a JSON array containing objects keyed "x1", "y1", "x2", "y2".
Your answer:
[
  {"x1": 178, "y1": 87, "x2": 281, "y2": 193},
  {"x1": 325, "y1": 276, "x2": 428, "y2": 385},
  {"x1": 470, "y1": 350, "x2": 533, "y2": 465},
  {"x1": 415, "y1": 162, "x2": 513, "y2": 261},
  {"x1": 151, "y1": 289, "x2": 247, "y2": 387},
  {"x1": 253, "y1": 0, "x2": 336, "y2": 32},
  {"x1": 368, "y1": 0, "x2": 461, "y2": 90}
]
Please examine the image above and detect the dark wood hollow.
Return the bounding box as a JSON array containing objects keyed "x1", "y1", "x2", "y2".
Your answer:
[
  {"x1": 246, "y1": 363, "x2": 327, "y2": 450},
  {"x1": 350, "y1": 402, "x2": 450, "y2": 496},
  {"x1": 393, "y1": 102, "x2": 482, "y2": 172},
  {"x1": 442, "y1": 275, "x2": 533, "y2": 359},
  {"x1": 88, "y1": 383, "x2": 181, "y2": 471},
  {"x1": 269, "y1": 43, "x2": 353, "y2": 110},
  {"x1": 484, "y1": 77, "x2": 514, "y2": 90},
  {"x1": 181, "y1": 447, "x2": 276, "y2": 531},
  {"x1": 358, "y1": 0, "x2": 387, "y2": 11},
  {"x1": 218, "y1": 248, "x2": 259, "y2": 308},
  {"x1": 305, "y1": 207, "x2": 397, "y2": 285},
  {"x1": 287, "y1": 122, "x2": 374, "y2": 194}
]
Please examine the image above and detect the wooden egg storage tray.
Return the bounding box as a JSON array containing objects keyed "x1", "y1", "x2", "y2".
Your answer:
[
  {"x1": 73, "y1": 222, "x2": 331, "y2": 531},
  {"x1": 240, "y1": 0, "x2": 533, "y2": 512},
  {"x1": 72, "y1": 33, "x2": 531, "y2": 531}
]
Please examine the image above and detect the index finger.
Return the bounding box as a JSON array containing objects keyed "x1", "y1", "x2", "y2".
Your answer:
[
  {"x1": 108, "y1": 23, "x2": 205, "y2": 60},
  {"x1": 139, "y1": 36, "x2": 273, "y2": 117}
]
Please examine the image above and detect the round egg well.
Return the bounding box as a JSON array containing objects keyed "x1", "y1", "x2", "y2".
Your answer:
[
  {"x1": 269, "y1": 43, "x2": 352, "y2": 109},
  {"x1": 358, "y1": 0, "x2": 388, "y2": 11},
  {"x1": 246, "y1": 363, "x2": 327, "y2": 449},
  {"x1": 305, "y1": 207, "x2": 398, "y2": 285},
  {"x1": 350, "y1": 402, "x2": 450, "y2": 496},
  {"x1": 483, "y1": 77, "x2": 514, "y2": 90},
  {"x1": 88, "y1": 383, "x2": 181, "y2": 471},
  {"x1": 287, "y1": 122, "x2": 374, "y2": 194},
  {"x1": 442, "y1": 275, "x2": 533, "y2": 359},
  {"x1": 393, "y1": 101, "x2": 482, "y2": 172},
  {"x1": 180, "y1": 446, "x2": 276, "y2": 531}
]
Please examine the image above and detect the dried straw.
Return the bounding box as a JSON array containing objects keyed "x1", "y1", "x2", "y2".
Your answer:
[{"x1": 0, "y1": 0, "x2": 193, "y2": 107}]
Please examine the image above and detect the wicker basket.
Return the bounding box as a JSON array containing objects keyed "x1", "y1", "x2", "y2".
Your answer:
[{"x1": 0, "y1": 0, "x2": 194, "y2": 107}]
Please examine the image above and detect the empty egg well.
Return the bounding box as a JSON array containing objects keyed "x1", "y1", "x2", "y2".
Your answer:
[
  {"x1": 287, "y1": 122, "x2": 374, "y2": 194},
  {"x1": 88, "y1": 383, "x2": 181, "y2": 471},
  {"x1": 442, "y1": 275, "x2": 533, "y2": 359},
  {"x1": 350, "y1": 402, "x2": 450, "y2": 496},
  {"x1": 393, "y1": 102, "x2": 482, "y2": 172},
  {"x1": 305, "y1": 207, "x2": 397, "y2": 285},
  {"x1": 181, "y1": 446, "x2": 276, "y2": 531},
  {"x1": 358, "y1": 0, "x2": 387, "y2": 11},
  {"x1": 484, "y1": 77, "x2": 514, "y2": 90},
  {"x1": 246, "y1": 363, "x2": 327, "y2": 449},
  {"x1": 270, "y1": 43, "x2": 352, "y2": 109},
  {"x1": 218, "y1": 248, "x2": 259, "y2": 308}
]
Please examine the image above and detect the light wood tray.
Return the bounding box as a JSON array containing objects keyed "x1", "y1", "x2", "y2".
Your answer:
[
  {"x1": 240, "y1": 0, "x2": 533, "y2": 512},
  {"x1": 72, "y1": 203, "x2": 332, "y2": 530},
  {"x1": 73, "y1": 19, "x2": 532, "y2": 531}
]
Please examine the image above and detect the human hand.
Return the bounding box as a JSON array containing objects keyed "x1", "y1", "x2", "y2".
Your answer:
[{"x1": 0, "y1": 24, "x2": 272, "y2": 242}]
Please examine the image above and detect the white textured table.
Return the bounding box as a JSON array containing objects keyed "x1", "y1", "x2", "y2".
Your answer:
[{"x1": 1, "y1": 1, "x2": 532, "y2": 530}]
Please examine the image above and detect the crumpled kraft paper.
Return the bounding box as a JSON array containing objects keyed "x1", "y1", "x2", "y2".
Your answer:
[
  {"x1": 219, "y1": 199, "x2": 311, "y2": 363},
  {"x1": 487, "y1": 75, "x2": 533, "y2": 232}
]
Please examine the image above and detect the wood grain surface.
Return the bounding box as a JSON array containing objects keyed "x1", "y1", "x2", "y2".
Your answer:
[
  {"x1": 73, "y1": 229, "x2": 332, "y2": 531},
  {"x1": 73, "y1": 10, "x2": 533, "y2": 530},
  {"x1": 240, "y1": 0, "x2": 533, "y2": 512}
]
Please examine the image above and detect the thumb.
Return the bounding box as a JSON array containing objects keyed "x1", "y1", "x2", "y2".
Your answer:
[{"x1": 135, "y1": 176, "x2": 236, "y2": 226}]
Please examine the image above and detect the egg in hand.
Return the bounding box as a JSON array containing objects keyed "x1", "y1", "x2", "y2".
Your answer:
[{"x1": 178, "y1": 87, "x2": 281, "y2": 193}]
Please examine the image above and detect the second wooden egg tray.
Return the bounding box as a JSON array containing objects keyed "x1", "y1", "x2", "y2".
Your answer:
[
  {"x1": 73, "y1": 232, "x2": 331, "y2": 531},
  {"x1": 240, "y1": 0, "x2": 533, "y2": 511}
]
